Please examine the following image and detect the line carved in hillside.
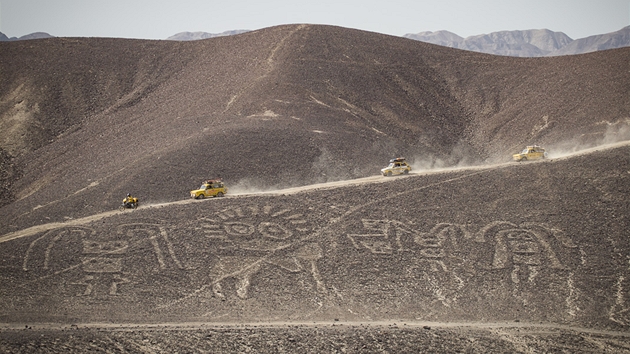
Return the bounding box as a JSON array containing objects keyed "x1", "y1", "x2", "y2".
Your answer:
[
  {"x1": 197, "y1": 204, "x2": 323, "y2": 300},
  {"x1": 11, "y1": 201, "x2": 609, "y2": 325},
  {"x1": 21, "y1": 222, "x2": 181, "y2": 297},
  {"x1": 347, "y1": 219, "x2": 577, "y2": 278},
  {"x1": 223, "y1": 24, "x2": 308, "y2": 113}
]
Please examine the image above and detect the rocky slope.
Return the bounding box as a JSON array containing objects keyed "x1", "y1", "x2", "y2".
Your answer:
[
  {"x1": 0, "y1": 25, "x2": 627, "y2": 229},
  {"x1": 0, "y1": 142, "x2": 628, "y2": 352},
  {"x1": 0, "y1": 24, "x2": 628, "y2": 352}
]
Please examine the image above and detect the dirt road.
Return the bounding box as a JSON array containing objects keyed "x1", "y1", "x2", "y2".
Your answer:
[{"x1": 1, "y1": 140, "x2": 627, "y2": 245}]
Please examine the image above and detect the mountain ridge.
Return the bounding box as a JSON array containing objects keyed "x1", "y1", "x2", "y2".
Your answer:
[
  {"x1": 2, "y1": 25, "x2": 628, "y2": 56},
  {"x1": 404, "y1": 26, "x2": 630, "y2": 56}
]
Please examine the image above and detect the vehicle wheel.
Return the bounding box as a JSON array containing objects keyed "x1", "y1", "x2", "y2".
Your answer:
[
  {"x1": 217, "y1": 192, "x2": 224, "y2": 197},
  {"x1": 119, "y1": 205, "x2": 125, "y2": 211},
  {"x1": 197, "y1": 194, "x2": 205, "y2": 199},
  {"x1": 521, "y1": 157, "x2": 527, "y2": 162},
  {"x1": 403, "y1": 169, "x2": 409, "y2": 174},
  {"x1": 387, "y1": 171, "x2": 392, "y2": 177}
]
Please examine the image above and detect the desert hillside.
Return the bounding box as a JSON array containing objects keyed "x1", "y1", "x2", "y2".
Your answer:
[
  {"x1": 1, "y1": 25, "x2": 628, "y2": 225},
  {"x1": 0, "y1": 24, "x2": 629, "y2": 352},
  {"x1": 1, "y1": 142, "x2": 629, "y2": 352}
]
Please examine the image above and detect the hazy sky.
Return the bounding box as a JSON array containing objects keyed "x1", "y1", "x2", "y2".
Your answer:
[{"x1": 1, "y1": 0, "x2": 629, "y2": 40}]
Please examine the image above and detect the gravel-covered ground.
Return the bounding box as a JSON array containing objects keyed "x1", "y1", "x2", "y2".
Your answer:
[
  {"x1": 0, "y1": 24, "x2": 629, "y2": 352},
  {"x1": 0, "y1": 144, "x2": 628, "y2": 352},
  {"x1": 2, "y1": 322, "x2": 629, "y2": 353}
]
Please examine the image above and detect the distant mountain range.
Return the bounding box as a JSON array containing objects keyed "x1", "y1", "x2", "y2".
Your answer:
[
  {"x1": 167, "y1": 26, "x2": 630, "y2": 56},
  {"x1": 0, "y1": 31, "x2": 53, "y2": 41},
  {"x1": 165, "y1": 30, "x2": 250, "y2": 40},
  {"x1": 403, "y1": 26, "x2": 630, "y2": 57},
  {"x1": 2, "y1": 26, "x2": 628, "y2": 57}
]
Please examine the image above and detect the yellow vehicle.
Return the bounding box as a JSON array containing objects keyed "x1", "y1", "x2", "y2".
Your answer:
[
  {"x1": 190, "y1": 179, "x2": 227, "y2": 199},
  {"x1": 381, "y1": 157, "x2": 412, "y2": 176},
  {"x1": 120, "y1": 193, "x2": 139, "y2": 210},
  {"x1": 513, "y1": 145, "x2": 548, "y2": 162}
]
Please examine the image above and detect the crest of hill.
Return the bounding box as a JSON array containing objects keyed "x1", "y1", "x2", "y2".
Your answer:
[
  {"x1": 169, "y1": 26, "x2": 630, "y2": 57},
  {"x1": 0, "y1": 24, "x2": 628, "y2": 230}
]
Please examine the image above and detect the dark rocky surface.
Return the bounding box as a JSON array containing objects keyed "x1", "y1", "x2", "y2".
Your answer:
[
  {"x1": 0, "y1": 25, "x2": 628, "y2": 236},
  {"x1": 0, "y1": 24, "x2": 629, "y2": 352},
  {"x1": 0, "y1": 145, "x2": 628, "y2": 352},
  {"x1": 2, "y1": 323, "x2": 629, "y2": 353}
]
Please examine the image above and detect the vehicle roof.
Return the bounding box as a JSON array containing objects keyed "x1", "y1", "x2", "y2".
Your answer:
[{"x1": 204, "y1": 179, "x2": 223, "y2": 184}]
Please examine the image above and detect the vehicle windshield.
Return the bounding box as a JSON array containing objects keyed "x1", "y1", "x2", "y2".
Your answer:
[
  {"x1": 200, "y1": 184, "x2": 209, "y2": 189},
  {"x1": 521, "y1": 149, "x2": 529, "y2": 154}
]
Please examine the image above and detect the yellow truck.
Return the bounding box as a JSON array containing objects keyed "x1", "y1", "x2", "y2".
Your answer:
[
  {"x1": 190, "y1": 179, "x2": 227, "y2": 199},
  {"x1": 513, "y1": 145, "x2": 548, "y2": 162}
]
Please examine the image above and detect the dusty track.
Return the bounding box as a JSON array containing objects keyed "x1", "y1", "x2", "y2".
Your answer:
[
  {"x1": 2, "y1": 320, "x2": 630, "y2": 337},
  {"x1": 2, "y1": 140, "x2": 627, "y2": 245},
  {"x1": 0, "y1": 161, "x2": 502, "y2": 244}
]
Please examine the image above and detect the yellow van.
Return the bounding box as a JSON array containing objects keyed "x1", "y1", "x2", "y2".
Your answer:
[
  {"x1": 190, "y1": 179, "x2": 228, "y2": 199},
  {"x1": 381, "y1": 157, "x2": 412, "y2": 176},
  {"x1": 513, "y1": 146, "x2": 548, "y2": 162}
]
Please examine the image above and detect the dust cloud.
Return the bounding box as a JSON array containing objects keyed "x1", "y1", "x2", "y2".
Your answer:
[
  {"x1": 547, "y1": 120, "x2": 630, "y2": 159},
  {"x1": 228, "y1": 122, "x2": 630, "y2": 195},
  {"x1": 225, "y1": 177, "x2": 280, "y2": 195},
  {"x1": 407, "y1": 140, "x2": 485, "y2": 173}
]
